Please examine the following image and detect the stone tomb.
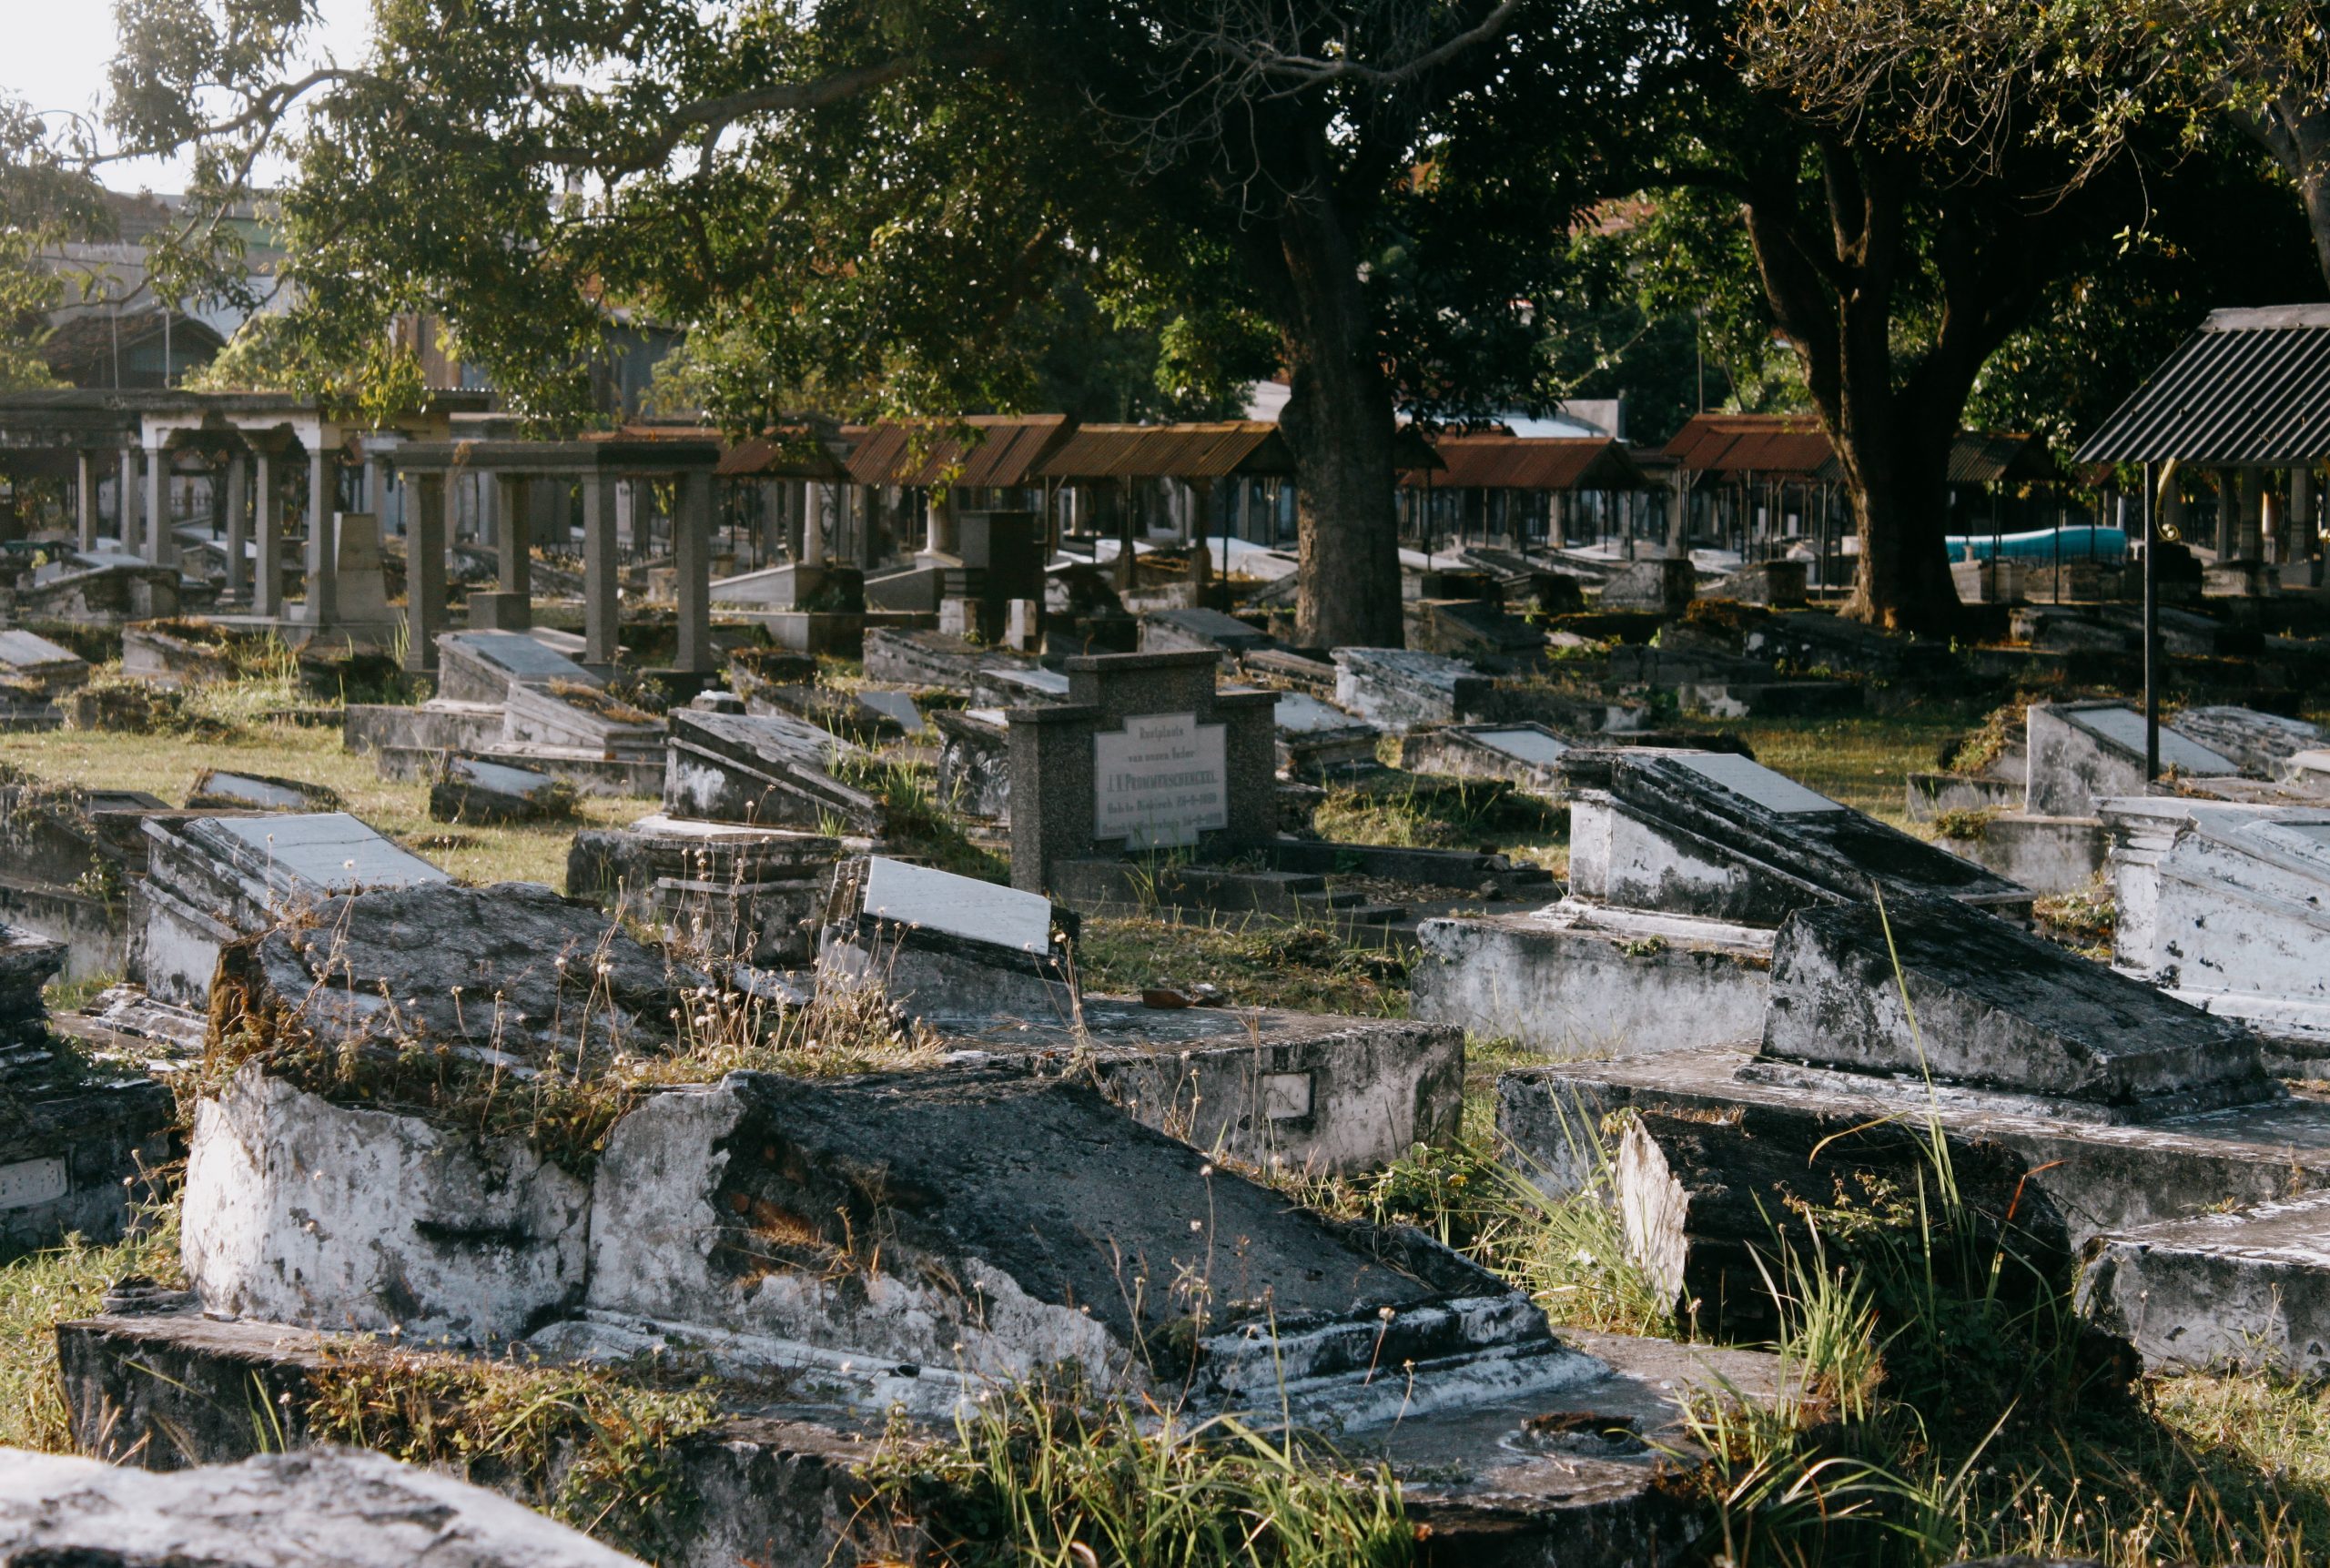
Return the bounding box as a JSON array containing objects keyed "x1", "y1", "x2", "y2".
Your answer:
[
  {"x1": 1332, "y1": 646, "x2": 1646, "y2": 736},
  {"x1": 0, "y1": 629, "x2": 87, "y2": 695},
  {"x1": 2026, "y1": 700, "x2": 2239, "y2": 816},
  {"x1": 568, "y1": 814, "x2": 842, "y2": 966},
  {"x1": 662, "y1": 706, "x2": 882, "y2": 835},
  {"x1": 1401, "y1": 722, "x2": 1570, "y2": 798},
  {"x1": 1412, "y1": 747, "x2": 2031, "y2": 1057},
  {"x1": 1271, "y1": 690, "x2": 1382, "y2": 782},
  {"x1": 0, "y1": 924, "x2": 170, "y2": 1262},
  {"x1": 130, "y1": 812, "x2": 451, "y2": 1007},
  {"x1": 70, "y1": 1047, "x2": 1793, "y2": 1565},
  {"x1": 0, "y1": 779, "x2": 177, "y2": 979},
  {"x1": 1499, "y1": 894, "x2": 2330, "y2": 1374},
  {"x1": 430, "y1": 755, "x2": 574, "y2": 824},
  {"x1": 1139, "y1": 605, "x2": 1273, "y2": 659},
  {"x1": 1008, "y1": 649, "x2": 1275, "y2": 894},
  {"x1": 435, "y1": 628, "x2": 601, "y2": 704},
  {"x1": 2105, "y1": 797, "x2": 2330, "y2": 1068}
]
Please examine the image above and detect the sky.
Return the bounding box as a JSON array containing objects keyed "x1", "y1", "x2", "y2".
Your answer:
[{"x1": 6, "y1": 1, "x2": 377, "y2": 192}]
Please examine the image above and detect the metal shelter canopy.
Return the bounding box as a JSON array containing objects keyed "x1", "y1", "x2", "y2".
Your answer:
[
  {"x1": 1397, "y1": 435, "x2": 1649, "y2": 491},
  {"x1": 1036, "y1": 421, "x2": 1295, "y2": 481},
  {"x1": 846, "y1": 414, "x2": 1073, "y2": 489},
  {"x1": 390, "y1": 434, "x2": 726, "y2": 678},
  {"x1": 2075, "y1": 304, "x2": 2330, "y2": 465}
]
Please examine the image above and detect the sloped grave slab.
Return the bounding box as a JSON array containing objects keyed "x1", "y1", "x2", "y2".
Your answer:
[
  {"x1": 436, "y1": 629, "x2": 602, "y2": 704},
  {"x1": 186, "y1": 768, "x2": 340, "y2": 813},
  {"x1": 431, "y1": 754, "x2": 578, "y2": 824},
  {"x1": 501, "y1": 681, "x2": 665, "y2": 759},
  {"x1": 664, "y1": 708, "x2": 879, "y2": 834},
  {"x1": 1402, "y1": 722, "x2": 1570, "y2": 797}
]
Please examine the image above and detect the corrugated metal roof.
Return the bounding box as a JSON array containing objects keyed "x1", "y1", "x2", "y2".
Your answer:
[
  {"x1": 1036, "y1": 422, "x2": 1294, "y2": 480},
  {"x1": 615, "y1": 421, "x2": 853, "y2": 480},
  {"x1": 1661, "y1": 413, "x2": 1833, "y2": 477},
  {"x1": 1946, "y1": 430, "x2": 2058, "y2": 486},
  {"x1": 2075, "y1": 305, "x2": 2330, "y2": 464},
  {"x1": 1396, "y1": 436, "x2": 1648, "y2": 491},
  {"x1": 846, "y1": 415, "x2": 1073, "y2": 487}
]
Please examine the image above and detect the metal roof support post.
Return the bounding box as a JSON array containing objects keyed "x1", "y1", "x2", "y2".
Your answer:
[{"x1": 2144, "y1": 461, "x2": 2159, "y2": 784}]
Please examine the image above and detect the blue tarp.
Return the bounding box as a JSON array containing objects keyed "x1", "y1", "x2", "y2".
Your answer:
[{"x1": 1946, "y1": 525, "x2": 2127, "y2": 562}]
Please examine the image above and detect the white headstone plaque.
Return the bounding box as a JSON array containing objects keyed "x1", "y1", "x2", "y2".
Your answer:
[
  {"x1": 1674, "y1": 751, "x2": 1845, "y2": 814},
  {"x1": 1094, "y1": 711, "x2": 1229, "y2": 848},
  {"x1": 0, "y1": 1156, "x2": 66, "y2": 1212},
  {"x1": 1476, "y1": 727, "x2": 1570, "y2": 766}
]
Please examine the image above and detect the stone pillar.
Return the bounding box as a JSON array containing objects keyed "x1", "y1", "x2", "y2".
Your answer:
[
  {"x1": 674, "y1": 468, "x2": 714, "y2": 673},
  {"x1": 117, "y1": 449, "x2": 138, "y2": 554},
  {"x1": 583, "y1": 471, "x2": 620, "y2": 668},
  {"x1": 75, "y1": 451, "x2": 95, "y2": 552},
  {"x1": 406, "y1": 472, "x2": 447, "y2": 676},
  {"x1": 253, "y1": 450, "x2": 283, "y2": 617},
  {"x1": 477, "y1": 469, "x2": 500, "y2": 548},
  {"x1": 304, "y1": 445, "x2": 337, "y2": 625},
  {"x1": 921, "y1": 489, "x2": 944, "y2": 560},
  {"x1": 224, "y1": 454, "x2": 249, "y2": 600},
  {"x1": 496, "y1": 475, "x2": 532, "y2": 596},
  {"x1": 144, "y1": 442, "x2": 171, "y2": 567},
  {"x1": 804, "y1": 484, "x2": 828, "y2": 567}
]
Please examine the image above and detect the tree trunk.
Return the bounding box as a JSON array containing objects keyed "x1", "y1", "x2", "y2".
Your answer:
[
  {"x1": 1833, "y1": 429, "x2": 1961, "y2": 632},
  {"x1": 1274, "y1": 199, "x2": 1405, "y2": 649}
]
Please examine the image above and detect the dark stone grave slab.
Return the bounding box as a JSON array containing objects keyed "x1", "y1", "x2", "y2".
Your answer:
[
  {"x1": 1271, "y1": 690, "x2": 1381, "y2": 782},
  {"x1": 664, "y1": 707, "x2": 880, "y2": 834},
  {"x1": 2026, "y1": 700, "x2": 2239, "y2": 816},
  {"x1": 186, "y1": 769, "x2": 340, "y2": 813},
  {"x1": 1140, "y1": 605, "x2": 1273, "y2": 658},
  {"x1": 435, "y1": 629, "x2": 600, "y2": 704},
  {"x1": 933, "y1": 707, "x2": 1011, "y2": 822},
  {"x1": 429, "y1": 755, "x2": 574, "y2": 824},
  {"x1": 1401, "y1": 722, "x2": 1569, "y2": 797}
]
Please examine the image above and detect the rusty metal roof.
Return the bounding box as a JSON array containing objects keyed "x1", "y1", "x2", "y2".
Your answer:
[
  {"x1": 615, "y1": 421, "x2": 853, "y2": 481},
  {"x1": 2075, "y1": 305, "x2": 2330, "y2": 465},
  {"x1": 1035, "y1": 421, "x2": 1294, "y2": 481},
  {"x1": 1946, "y1": 430, "x2": 2059, "y2": 486},
  {"x1": 1397, "y1": 436, "x2": 1648, "y2": 491},
  {"x1": 1662, "y1": 413, "x2": 1834, "y2": 478},
  {"x1": 846, "y1": 415, "x2": 1073, "y2": 488}
]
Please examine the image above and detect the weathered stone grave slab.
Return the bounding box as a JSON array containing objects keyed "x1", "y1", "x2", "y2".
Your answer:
[
  {"x1": 0, "y1": 1446, "x2": 643, "y2": 1568},
  {"x1": 435, "y1": 629, "x2": 603, "y2": 703},
  {"x1": 430, "y1": 754, "x2": 575, "y2": 824},
  {"x1": 863, "y1": 626, "x2": 1036, "y2": 692},
  {"x1": 1707, "y1": 560, "x2": 1806, "y2": 606},
  {"x1": 132, "y1": 812, "x2": 451, "y2": 1007},
  {"x1": 1271, "y1": 690, "x2": 1381, "y2": 781},
  {"x1": 821, "y1": 853, "x2": 1072, "y2": 1017},
  {"x1": 933, "y1": 706, "x2": 1011, "y2": 822},
  {"x1": 1401, "y1": 722, "x2": 1570, "y2": 797},
  {"x1": 1597, "y1": 558, "x2": 1696, "y2": 614},
  {"x1": 568, "y1": 813, "x2": 842, "y2": 965},
  {"x1": 501, "y1": 681, "x2": 665, "y2": 759},
  {"x1": 1405, "y1": 596, "x2": 1550, "y2": 659},
  {"x1": 11, "y1": 554, "x2": 180, "y2": 624},
  {"x1": 185, "y1": 768, "x2": 340, "y2": 813},
  {"x1": 664, "y1": 707, "x2": 879, "y2": 834},
  {"x1": 2106, "y1": 797, "x2": 2330, "y2": 1067},
  {"x1": 2026, "y1": 700, "x2": 2238, "y2": 816},
  {"x1": 2170, "y1": 704, "x2": 2322, "y2": 774},
  {"x1": 0, "y1": 778, "x2": 175, "y2": 978},
  {"x1": 1332, "y1": 647, "x2": 1489, "y2": 732},
  {"x1": 0, "y1": 629, "x2": 87, "y2": 693},
  {"x1": 1563, "y1": 747, "x2": 2031, "y2": 925},
  {"x1": 2079, "y1": 1189, "x2": 2330, "y2": 1376},
  {"x1": 0, "y1": 924, "x2": 170, "y2": 1262},
  {"x1": 1763, "y1": 894, "x2": 2272, "y2": 1114},
  {"x1": 1140, "y1": 605, "x2": 1272, "y2": 657},
  {"x1": 971, "y1": 663, "x2": 1071, "y2": 708}
]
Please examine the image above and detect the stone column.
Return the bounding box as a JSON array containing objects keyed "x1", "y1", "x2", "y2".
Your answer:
[
  {"x1": 116, "y1": 449, "x2": 138, "y2": 554},
  {"x1": 921, "y1": 489, "x2": 944, "y2": 559},
  {"x1": 583, "y1": 471, "x2": 620, "y2": 668},
  {"x1": 804, "y1": 484, "x2": 828, "y2": 567},
  {"x1": 674, "y1": 468, "x2": 714, "y2": 673},
  {"x1": 253, "y1": 450, "x2": 283, "y2": 617},
  {"x1": 224, "y1": 454, "x2": 249, "y2": 601},
  {"x1": 75, "y1": 451, "x2": 95, "y2": 552},
  {"x1": 496, "y1": 475, "x2": 532, "y2": 596},
  {"x1": 305, "y1": 445, "x2": 337, "y2": 625},
  {"x1": 144, "y1": 442, "x2": 171, "y2": 566},
  {"x1": 406, "y1": 472, "x2": 447, "y2": 676}
]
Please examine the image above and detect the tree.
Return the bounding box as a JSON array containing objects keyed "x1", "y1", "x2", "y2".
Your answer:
[
  {"x1": 1627, "y1": 1, "x2": 2217, "y2": 631},
  {"x1": 0, "y1": 96, "x2": 110, "y2": 390},
  {"x1": 99, "y1": 0, "x2": 1670, "y2": 647}
]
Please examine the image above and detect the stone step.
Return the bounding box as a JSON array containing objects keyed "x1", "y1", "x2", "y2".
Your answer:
[{"x1": 2078, "y1": 1189, "x2": 2330, "y2": 1376}]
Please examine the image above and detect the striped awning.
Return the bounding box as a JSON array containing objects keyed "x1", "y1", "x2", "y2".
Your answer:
[{"x1": 2076, "y1": 305, "x2": 2330, "y2": 465}]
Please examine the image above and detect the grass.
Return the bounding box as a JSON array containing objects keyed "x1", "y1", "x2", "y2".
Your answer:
[
  {"x1": 0, "y1": 1209, "x2": 179, "y2": 1452},
  {"x1": 1076, "y1": 915, "x2": 1410, "y2": 1017},
  {"x1": 1686, "y1": 709, "x2": 1977, "y2": 829}
]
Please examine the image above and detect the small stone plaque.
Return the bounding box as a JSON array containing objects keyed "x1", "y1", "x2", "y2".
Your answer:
[
  {"x1": 1674, "y1": 751, "x2": 1843, "y2": 814},
  {"x1": 1476, "y1": 727, "x2": 1569, "y2": 766},
  {"x1": 2072, "y1": 706, "x2": 2237, "y2": 775},
  {"x1": 1094, "y1": 711, "x2": 1229, "y2": 848},
  {"x1": 0, "y1": 1156, "x2": 66, "y2": 1211}
]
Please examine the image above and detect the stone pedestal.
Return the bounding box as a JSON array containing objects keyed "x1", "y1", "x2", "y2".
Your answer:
[{"x1": 466, "y1": 588, "x2": 532, "y2": 632}]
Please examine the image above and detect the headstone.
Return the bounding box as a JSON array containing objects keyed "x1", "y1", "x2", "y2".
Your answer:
[
  {"x1": 1561, "y1": 747, "x2": 2031, "y2": 924},
  {"x1": 1401, "y1": 723, "x2": 1571, "y2": 797},
  {"x1": 464, "y1": 587, "x2": 532, "y2": 632},
  {"x1": 323, "y1": 511, "x2": 394, "y2": 635},
  {"x1": 1007, "y1": 651, "x2": 1276, "y2": 893},
  {"x1": 1271, "y1": 691, "x2": 1381, "y2": 782},
  {"x1": 435, "y1": 629, "x2": 600, "y2": 704},
  {"x1": 2025, "y1": 701, "x2": 2238, "y2": 817},
  {"x1": 567, "y1": 813, "x2": 842, "y2": 965},
  {"x1": 821, "y1": 854, "x2": 1072, "y2": 1018},
  {"x1": 855, "y1": 688, "x2": 927, "y2": 735}
]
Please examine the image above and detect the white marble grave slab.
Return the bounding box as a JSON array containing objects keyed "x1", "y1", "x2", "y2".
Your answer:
[
  {"x1": 0, "y1": 1156, "x2": 66, "y2": 1211},
  {"x1": 1674, "y1": 751, "x2": 1844, "y2": 814},
  {"x1": 864, "y1": 855, "x2": 1053, "y2": 953},
  {"x1": 1093, "y1": 711, "x2": 1229, "y2": 848},
  {"x1": 2072, "y1": 706, "x2": 2237, "y2": 775},
  {"x1": 1476, "y1": 727, "x2": 1569, "y2": 766},
  {"x1": 197, "y1": 813, "x2": 451, "y2": 892}
]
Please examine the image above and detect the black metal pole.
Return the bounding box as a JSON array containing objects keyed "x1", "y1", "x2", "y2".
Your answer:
[{"x1": 2144, "y1": 460, "x2": 2160, "y2": 784}]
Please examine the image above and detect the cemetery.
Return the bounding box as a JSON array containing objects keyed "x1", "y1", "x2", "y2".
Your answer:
[{"x1": 15, "y1": 14, "x2": 2330, "y2": 1568}]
